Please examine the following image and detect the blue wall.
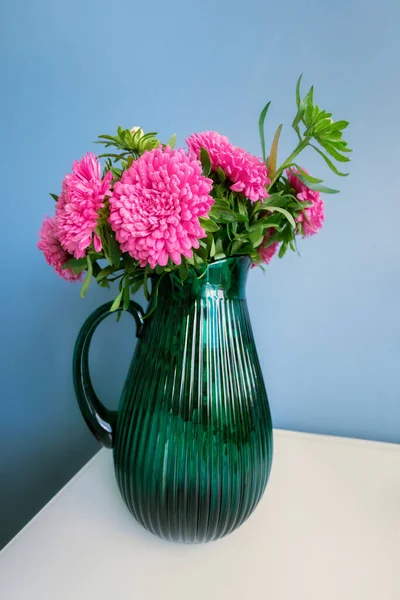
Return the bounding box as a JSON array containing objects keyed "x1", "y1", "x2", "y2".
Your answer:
[{"x1": 1, "y1": 0, "x2": 399, "y2": 547}]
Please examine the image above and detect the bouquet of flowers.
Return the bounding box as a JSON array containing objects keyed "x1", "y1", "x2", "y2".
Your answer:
[{"x1": 38, "y1": 76, "x2": 351, "y2": 312}]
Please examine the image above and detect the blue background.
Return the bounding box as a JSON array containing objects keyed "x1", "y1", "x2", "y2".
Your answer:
[{"x1": 1, "y1": 0, "x2": 399, "y2": 548}]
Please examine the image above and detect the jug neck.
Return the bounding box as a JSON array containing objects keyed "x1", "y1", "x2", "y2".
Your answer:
[{"x1": 155, "y1": 256, "x2": 251, "y2": 302}]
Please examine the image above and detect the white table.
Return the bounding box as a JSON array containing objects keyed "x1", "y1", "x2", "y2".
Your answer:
[{"x1": 1, "y1": 430, "x2": 399, "y2": 600}]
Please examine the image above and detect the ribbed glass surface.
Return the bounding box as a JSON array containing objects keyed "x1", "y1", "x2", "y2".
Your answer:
[{"x1": 74, "y1": 257, "x2": 273, "y2": 543}]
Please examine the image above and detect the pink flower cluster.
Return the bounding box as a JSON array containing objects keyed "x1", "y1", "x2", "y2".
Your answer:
[
  {"x1": 56, "y1": 153, "x2": 112, "y2": 258},
  {"x1": 186, "y1": 131, "x2": 270, "y2": 202},
  {"x1": 38, "y1": 217, "x2": 81, "y2": 282},
  {"x1": 38, "y1": 153, "x2": 111, "y2": 280},
  {"x1": 109, "y1": 147, "x2": 213, "y2": 269},
  {"x1": 287, "y1": 169, "x2": 325, "y2": 237}
]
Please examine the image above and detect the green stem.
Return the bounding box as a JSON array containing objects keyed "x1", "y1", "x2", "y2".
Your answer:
[{"x1": 268, "y1": 138, "x2": 310, "y2": 190}]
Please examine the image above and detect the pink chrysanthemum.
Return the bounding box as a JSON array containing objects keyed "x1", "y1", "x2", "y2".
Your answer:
[
  {"x1": 186, "y1": 131, "x2": 270, "y2": 202},
  {"x1": 38, "y1": 216, "x2": 81, "y2": 282},
  {"x1": 109, "y1": 147, "x2": 213, "y2": 269},
  {"x1": 56, "y1": 153, "x2": 112, "y2": 258},
  {"x1": 287, "y1": 169, "x2": 325, "y2": 237}
]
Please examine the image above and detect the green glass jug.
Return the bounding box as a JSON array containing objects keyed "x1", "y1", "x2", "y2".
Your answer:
[{"x1": 74, "y1": 256, "x2": 273, "y2": 543}]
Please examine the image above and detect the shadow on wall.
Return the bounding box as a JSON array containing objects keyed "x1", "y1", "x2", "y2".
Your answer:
[{"x1": 0, "y1": 272, "x2": 143, "y2": 548}]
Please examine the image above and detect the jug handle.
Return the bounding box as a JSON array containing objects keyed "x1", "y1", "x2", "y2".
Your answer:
[{"x1": 73, "y1": 301, "x2": 144, "y2": 449}]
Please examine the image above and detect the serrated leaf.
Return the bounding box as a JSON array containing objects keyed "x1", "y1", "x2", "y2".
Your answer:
[
  {"x1": 258, "y1": 101, "x2": 271, "y2": 162},
  {"x1": 318, "y1": 140, "x2": 351, "y2": 163},
  {"x1": 310, "y1": 144, "x2": 349, "y2": 176},
  {"x1": 80, "y1": 256, "x2": 93, "y2": 298},
  {"x1": 167, "y1": 133, "x2": 177, "y2": 148},
  {"x1": 199, "y1": 216, "x2": 219, "y2": 232},
  {"x1": 98, "y1": 134, "x2": 120, "y2": 142},
  {"x1": 200, "y1": 147, "x2": 211, "y2": 176}
]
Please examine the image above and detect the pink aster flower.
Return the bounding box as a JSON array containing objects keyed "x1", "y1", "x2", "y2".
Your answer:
[
  {"x1": 56, "y1": 153, "x2": 112, "y2": 258},
  {"x1": 186, "y1": 131, "x2": 270, "y2": 202},
  {"x1": 109, "y1": 147, "x2": 213, "y2": 269},
  {"x1": 38, "y1": 216, "x2": 81, "y2": 282},
  {"x1": 253, "y1": 229, "x2": 279, "y2": 267},
  {"x1": 287, "y1": 169, "x2": 325, "y2": 237}
]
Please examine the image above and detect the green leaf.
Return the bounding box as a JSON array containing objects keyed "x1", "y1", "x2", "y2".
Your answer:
[
  {"x1": 235, "y1": 242, "x2": 254, "y2": 255},
  {"x1": 143, "y1": 270, "x2": 150, "y2": 301},
  {"x1": 293, "y1": 172, "x2": 339, "y2": 194},
  {"x1": 98, "y1": 134, "x2": 120, "y2": 142},
  {"x1": 199, "y1": 216, "x2": 219, "y2": 232},
  {"x1": 236, "y1": 197, "x2": 248, "y2": 218},
  {"x1": 123, "y1": 276, "x2": 130, "y2": 311},
  {"x1": 131, "y1": 279, "x2": 143, "y2": 294},
  {"x1": 214, "y1": 252, "x2": 226, "y2": 261},
  {"x1": 310, "y1": 144, "x2": 349, "y2": 176},
  {"x1": 72, "y1": 265, "x2": 87, "y2": 275},
  {"x1": 303, "y1": 86, "x2": 315, "y2": 127},
  {"x1": 292, "y1": 101, "x2": 305, "y2": 135},
  {"x1": 105, "y1": 230, "x2": 121, "y2": 267},
  {"x1": 278, "y1": 243, "x2": 288, "y2": 259},
  {"x1": 292, "y1": 167, "x2": 323, "y2": 184},
  {"x1": 217, "y1": 167, "x2": 226, "y2": 182},
  {"x1": 295, "y1": 74, "x2": 303, "y2": 108},
  {"x1": 318, "y1": 140, "x2": 351, "y2": 163},
  {"x1": 267, "y1": 206, "x2": 296, "y2": 228},
  {"x1": 179, "y1": 261, "x2": 189, "y2": 282},
  {"x1": 258, "y1": 100, "x2": 271, "y2": 162},
  {"x1": 110, "y1": 289, "x2": 123, "y2": 312},
  {"x1": 235, "y1": 212, "x2": 248, "y2": 223},
  {"x1": 329, "y1": 120, "x2": 349, "y2": 131},
  {"x1": 231, "y1": 239, "x2": 243, "y2": 254},
  {"x1": 80, "y1": 256, "x2": 93, "y2": 298},
  {"x1": 96, "y1": 265, "x2": 117, "y2": 282},
  {"x1": 210, "y1": 237, "x2": 216, "y2": 258},
  {"x1": 208, "y1": 206, "x2": 237, "y2": 223},
  {"x1": 166, "y1": 133, "x2": 177, "y2": 148},
  {"x1": 200, "y1": 147, "x2": 212, "y2": 176},
  {"x1": 63, "y1": 257, "x2": 87, "y2": 269},
  {"x1": 259, "y1": 192, "x2": 285, "y2": 208},
  {"x1": 248, "y1": 232, "x2": 264, "y2": 248},
  {"x1": 268, "y1": 124, "x2": 283, "y2": 177},
  {"x1": 49, "y1": 193, "x2": 59, "y2": 202}
]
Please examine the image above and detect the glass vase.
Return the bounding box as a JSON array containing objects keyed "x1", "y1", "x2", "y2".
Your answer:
[{"x1": 73, "y1": 256, "x2": 273, "y2": 543}]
